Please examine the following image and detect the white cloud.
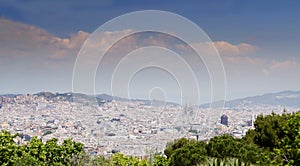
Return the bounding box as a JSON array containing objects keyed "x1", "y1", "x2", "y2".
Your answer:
[
  {"x1": 0, "y1": 18, "x2": 89, "y2": 61},
  {"x1": 182, "y1": 41, "x2": 257, "y2": 57},
  {"x1": 213, "y1": 41, "x2": 257, "y2": 56},
  {"x1": 0, "y1": 18, "x2": 273, "y2": 78},
  {"x1": 263, "y1": 59, "x2": 300, "y2": 75},
  {"x1": 175, "y1": 41, "x2": 262, "y2": 68},
  {"x1": 0, "y1": 18, "x2": 259, "y2": 66}
]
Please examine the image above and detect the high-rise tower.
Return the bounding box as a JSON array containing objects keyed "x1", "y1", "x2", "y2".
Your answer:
[{"x1": 220, "y1": 115, "x2": 228, "y2": 126}]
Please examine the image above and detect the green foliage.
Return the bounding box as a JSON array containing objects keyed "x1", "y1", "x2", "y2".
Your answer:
[
  {"x1": 108, "y1": 153, "x2": 139, "y2": 166},
  {"x1": 0, "y1": 130, "x2": 84, "y2": 166},
  {"x1": 106, "y1": 153, "x2": 150, "y2": 166},
  {"x1": 169, "y1": 141, "x2": 207, "y2": 166},
  {"x1": 200, "y1": 157, "x2": 254, "y2": 166},
  {"x1": 272, "y1": 112, "x2": 300, "y2": 165},
  {"x1": 206, "y1": 134, "x2": 265, "y2": 164},
  {"x1": 0, "y1": 130, "x2": 23, "y2": 165},
  {"x1": 153, "y1": 155, "x2": 169, "y2": 166},
  {"x1": 14, "y1": 153, "x2": 46, "y2": 166},
  {"x1": 163, "y1": 138, "x2": 207, "y2": 166},
  {"x1": 244, "y1": 111, "x2": 300, "y2": 165},
  {"x1": 164, "y1": 138, "x2": 197, "y2": 158},
  {"x1": 164, "y1": 135, "x2": 264, "y2": 165},
  {"x1": 250, "y1": 112, "x2": 291, "y2": 150}
]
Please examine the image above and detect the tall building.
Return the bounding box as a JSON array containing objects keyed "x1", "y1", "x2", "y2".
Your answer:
[{"x1": 221, "y1": 115, "x2": 228, "y2": 126}]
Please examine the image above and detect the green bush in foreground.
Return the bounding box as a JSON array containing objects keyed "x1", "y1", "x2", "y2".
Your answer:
[
  {"x1": 244, "y1": 111, "x2": 300, "y2": 165},
  {"x1": 0, "y1": 130, "x2": 83, "y2": 166}
]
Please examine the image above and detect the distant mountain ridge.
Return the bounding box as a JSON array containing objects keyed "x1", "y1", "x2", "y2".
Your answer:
[
  {"x1": 201, "y1": 90, "x2": 300, "y2": 108},
  {"x1": 1, "y1": 92, "x2": 178, "y2": 107},
  {"x1": 227, "y1": 90, "x2": 300, "y2": 107},
  {"x1": 1, "y1": 90, "x2": 300, "y2": 108}
]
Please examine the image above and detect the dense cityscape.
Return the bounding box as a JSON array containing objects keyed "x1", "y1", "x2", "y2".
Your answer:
[{"x1": 0, "y1": 92, "x2": 298, "y2": 158}]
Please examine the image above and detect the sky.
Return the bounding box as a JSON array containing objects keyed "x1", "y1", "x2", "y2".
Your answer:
[{"x1": 0, "y1": 0, "x2": 300, "y2": 104}]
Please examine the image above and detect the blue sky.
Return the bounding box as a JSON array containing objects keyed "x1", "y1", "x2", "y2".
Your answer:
[
  {"x1": 0, "y1": 0, "x2": 299, "y2": 103},
  {"x1": 1, "y1": 0, "x2": 299, "y2": 44}
]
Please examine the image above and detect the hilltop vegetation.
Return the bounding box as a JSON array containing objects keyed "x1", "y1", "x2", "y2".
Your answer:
[{"x1": 1, "y1": 110, "x2": 299, "y2": 165}]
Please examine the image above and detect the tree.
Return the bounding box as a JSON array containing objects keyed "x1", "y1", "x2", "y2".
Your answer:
[
  {"x1": 201, "y1": 157, "x2": 254, "y2": 166},
  {"x1": 169, "y1": 141, "x2": 207, "y2": 166},
  {"x1": 250, "y1": 112, "x2": 290, "y2": 150},
  {"x1": 107, "y1": 153, "x2": 151, "y2": 166},
  {"x1": 272, "y1": 112, "x2": 300, "y2": 165},
  {"x1": 206, "y1": 134, "x2": 266, "y2": 164},
  {"x1": 0, "y1": 130, "x2": 23, "y2": 165},
  {"x1": 164, "y1": 138, "x2": 207, "y2": 166},
  {"x1": 0, "y1": 130, "x2": 84, "y2": 166},
  {"x1": 164, "y1": 138, "x2": 194, "y2": 158},
  {"x1": 153, "y1": 155, "x2": 169, "y2": 166},
  {"x1": 243, "y1": 111, "x2": 300, "y2": 165}
]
